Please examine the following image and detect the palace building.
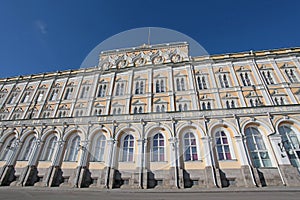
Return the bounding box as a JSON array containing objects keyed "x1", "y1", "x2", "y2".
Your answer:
[{"x1": 0, "y1": 42, "x2": 300, "y2": 189}]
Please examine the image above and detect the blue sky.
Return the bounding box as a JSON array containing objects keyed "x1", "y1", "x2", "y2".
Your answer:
[{"x1": 0, "y1": 0, "x2": 300, "y2": 78}]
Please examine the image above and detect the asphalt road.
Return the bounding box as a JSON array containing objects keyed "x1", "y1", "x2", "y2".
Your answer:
[{"x1": 0, "y1": 188, "x2": 300, "y2": 200}]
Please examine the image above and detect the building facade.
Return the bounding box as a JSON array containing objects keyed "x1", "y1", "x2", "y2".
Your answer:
[{"x1": 0, "y1": 42, "x2": 300, "y2": 189}]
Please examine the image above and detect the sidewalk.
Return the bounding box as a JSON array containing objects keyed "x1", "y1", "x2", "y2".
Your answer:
[{"x1": 0, "y1": 186, "x2": 299, "y2": 193}]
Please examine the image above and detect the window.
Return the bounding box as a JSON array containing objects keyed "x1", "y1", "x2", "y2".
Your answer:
[
  {"x1": 155, "y1": 79, "x2": 165, "y2": 93},
  {"x1": 49, "y1": 89, "x2": 59, "y2": 101},
  {"x1": 201, "y1": 101, "x2": 211, "y2": 110},
  {"x1": 98, "y1": 84, "x2": 107, "y2": 97},
  {"x1": 115, "y1": 82, "x2": 125, "y2": 96},
  {"x1": 278, "y1": 125, "x2": 300, "y2": 168},
  {"x1": 64, "y1": 88, "x2": 73, "y2": 100},
  {"x1": 0, "y1": 136, "x2": 17, "y2": 161},
  {"x1": 133, "y1": 106, "x2": 143, "y2": 114},
  {"x1": 285, "y1": 69, "x2": 298, "y2": 83},
  {"x1": 176, "y1": 78, "x2": 186, "y2": 91},
  {"x1": 183, "y1": 132, "x2": 198, "y2": 161},
  {"x1": 178, "y1": 103, "x2": 188, "y2": 111},
  {"x1": 155, "y1": 104, "x2": 166, "y2": 113},
  {"x1": 152, "y1": 133, "x2": 165, "y2": 162},
  {"x1": 219, "y1": 74, "x2": 229, "y2": 88},
  {"x1": 262, "y1": 71, "x2": 274, "y2": 85},
  {"x1": 36, "y1": 90, "x2": 45, "y2": 102},
  {"x1": 64, "y1": 135, "x2": 80, "y2": 162},
  {"x1": 245, "y1": 127, "x2": 272, "y2": 167},
  {"x1": 197, "y1": 76, "x2": 207, "y2": 90},
  {"x1": 122, "y1": 135, "x2": 134, "y2": 162},
  {"x1": 240, "y1": 73, "x2": 251, "y2": 86},
  {"x1": 225, "y1": 100, "x2": 236, "y2": 109},
  {"x1": 18, "y1": 136, "x2": 36, "y2": 161},
  {"x1": 274, "y1": 97, "x2": 285, "y2": 105},
  {"x1": 7, "y1": 93, "x2": 18, "y2": 104},
  {"x1": 91, "y1": 135, "x2": 106, "y2": 162},
  {"x1": 21, "y1": 92, "x2": 30, "y2": 103},
  {"x1": 41, "y1": 136, "x2": 57, "y2": 161},
  {"x1": 135, "y1": 81, "x2": 145, "y2": 95},
  {"x1": 215, "y1": 131, "x2": 232, "y2": 160},
  {"x1": 80, "y1": 86, "x2": 90, "y2": 98},
  {"x1": 94, "y1": 108, "x2": 102, "y2": 116},
  {"x1": 249, "y1": 98, "x2": 260, "y2": 107}
]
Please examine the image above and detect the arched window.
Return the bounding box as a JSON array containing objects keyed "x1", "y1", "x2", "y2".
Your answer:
[
  {"x1": 0, "y1": 135, "x2": 17, "y2": 161},
  {"x1": 278, "y1": 125, "x2": 300, "y2": 168},
  {"x1": 116, "y1": 83, "x2": 120, "y2": 96},
  {"x1": 64, "y1": 135, "x2": 80, "y2": 162},
  {"x1": 245, "y1": 127, "x2": 271, "y2": 167},
  {"x1": 197, "y1": 77, "x2": 202, "y2": 90},
  {"x1": 117, "y1": 108, "x2": 121, "y2": 114},
  {"x1": 50, "y1": 89, "x2": 58, "y2": 101},
  {"x1": 122, "y1": 135, "x2": 134, "y2": 162},
  {"x1": 134, "y1": 107, "x2": 138, "y2": 114},
  {"x1": 152, "y1": 133, "x2": 165, "y2": 162},
  {"x1": 138, "y1": 106, "x2": 143, "y2": 113},
  {"x1": 135, "y1": 82, "x2": 139, "y2": 94},
  {"x1": 178, "y1": 104, "x2": 182, "y2": 111},
  {"x1": 231, "y1": 100, "x2": 235, "y2": 108},
  {"x1": 156, "y1": 80, "x2": 160, "y2": 93},
  {"x1": 161, "y1": 105, "x2": 165, "y2": 112},
  {"x1": 41, "y1": 136, "x2": 57, "y2": 161},
  {"x1": 140, "y1": 81, "x2": 144, "y2": 94},
  {"x1": 184, "y1": 103, "x2": 188, "y2": 111},
  {"x1": 160, "y1": 80, "x2": 165, "y2": 92},
  {"x1": 223, "y1": 74, "x2": 229, "y2": 88},
  {"x1": 215, "y1": 131, "x2": 232, "y2": 160},
  {"x1": 176, "y1": 78, "x2": 181, "y2": 91},
  {"x1": 120, "y1": 83, "x2": 125, "y2": 95},
  {"x1": 202, "y1": 102, "x2": 206, "y2": 110},
  {"x1": 91, "y1": 135, "x2": 106, "y2": 162},
  {"x1": 18, "y1": 135, "x2": 36, "y2": 161},
  {"x1": 245, "y1": 73, "x2": 251, "y2": 86},
  {"x1": 181, "y1": 78, "x2": 185, "y2": 91},
  {"x1": 240, "y1": 73, "x2": 246, "y2": 86},
  {"x1": 183, "y1": 132, "x2": 198, "y2": 161},
  {"x1": 207, "y1": 102, "x2": 211, "y2": 110},
  {"x1": 156, "y1": 105, "x2": 160, "y2": 112},
  {"x1": 226, "y1": 100, "x2": 230, "y2": 109}
]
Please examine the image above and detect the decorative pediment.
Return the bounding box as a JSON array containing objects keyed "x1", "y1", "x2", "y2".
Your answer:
[
  {"x1": 222, "y1": 93, "x2": 238, "y2": 99},
  {"x1": 82, "y1": 80, "x2": 92, "y2": 85},
  {"x1": 199, "y1": 94, "x2": 213, "y2": 101},
  {"x1": 15, "y1": 107, "x2": 23, "y2": 112},
  {"x1": 236, "y1": 66, "x2": 251, "y2": 72},
  {"x1": 67, "y1": 82, "x2": 75, "y2": 86},
  {"x1": 216, "y1": 67, "x2": 229, "y2": 74},
  {"x1": 39, "y1": 84, "x2": 47, "y2": 89},
  {"x1": 174, "y1": 72, "x2": 187, "y2": 77},
  {"x1": 279, "y1": 63, "x2": 296, "y2": 69},
  {"x1": 111, "y1": 102, "x2": 124, "y2": 107},
  {"x1": 75, "y1": 103, "x2": 86, "y2": 108},
  {"x1": 132, "y1": 100, "x2": 146, "y2": 105},
  {"x1": 54, "y1": 83, "x2": 61, "y2": 88},
  {"x1": 154, "y1": 98, "x2": 168, "y2": 104},
  {"x1": 94, "y1": 102, "x2": 105, "y2": 107},
  {"x1": 270, "y1": 90, "x2": 287, "y2": 97},
  {"x1": 59, "y1": 104, "x2": 70, "y2": 110},
  {"x1": 245, "y1": 91, "x2": 262, "y2": 98},
  {"x1": 25, "y1": 86, "x2": 34, "y2": 90},
  {"x1": 0, "y1": 88, "x2": 8, "y2": 93},
  {"x1": 176, "y1": 97, "x2": 190, "y2": 102},
  {"x1": 259, "y1": 64, "x2": 273, "y2": 70}
]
